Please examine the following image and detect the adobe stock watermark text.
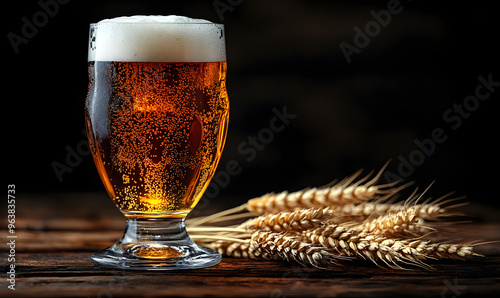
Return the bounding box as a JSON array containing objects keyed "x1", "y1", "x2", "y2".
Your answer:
[
  {"x1": 384, "y1": 73, "x2": 499, "y2": 182},
  {"x1": 7, "y1": 0, "x2": 71, "y2": 54},
  {"x1": 6, "y1": 184, "x2": 17, "y2": 291},
  {"x1": 339, "y1": 0, "x2": 412, "y2": 64}
]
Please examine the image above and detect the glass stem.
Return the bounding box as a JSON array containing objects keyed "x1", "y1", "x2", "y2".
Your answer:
[{"x1": 120, "y1": 218, "x2": 192, "y2": 246}]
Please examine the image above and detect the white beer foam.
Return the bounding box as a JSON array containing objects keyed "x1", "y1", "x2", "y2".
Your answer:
[{"x1": 88, "y1": 15, "x2": 225, "y2": 62}]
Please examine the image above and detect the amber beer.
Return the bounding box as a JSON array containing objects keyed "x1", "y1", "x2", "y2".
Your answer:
[
  {"x1": 85, "y1": 61, "x2": 228, "y2": 218},
  {"x1": 85, "y1": 17, "x2": 229, "y2": 219}
]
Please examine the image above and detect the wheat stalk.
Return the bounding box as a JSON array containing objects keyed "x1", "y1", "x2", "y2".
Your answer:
[
  {"x1": 302, "y1": 224, "x2": 474, "y2": 270},
  {"x1": 245, "y1": 165, "x2": 408, "y2": 215},
  {"x1": 200, "y1": 231, "x2": 351, "y2": 269},
  {"x1": 356, "y1": 208, "x2": 435, "y2": 238},
  {"x1": 367, "y1": 236, "x2": 482, "y2": 260},
  {"x1": 187, "y1": 166, "x2": 410, "y2": 228},
  {"x1": 249, "y1": 231, "x2": 351, "y2": 269},
  {"x1": 206, "y1": 240, "x2": 258, "y2": 259},
  {"x1": 237, "y1": 207, "x2": 332, "y2": 233},
  {"x1": 300, "y1": 223, "x2": 416, "y2": 268}
]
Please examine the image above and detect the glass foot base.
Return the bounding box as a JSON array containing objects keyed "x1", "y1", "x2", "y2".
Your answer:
[
  {"x1": 91, "y1": 218, "x2": 221, "y2": 270},
  {"x1": 91, "y1": 242, "x2": 221, "y2": 270}
]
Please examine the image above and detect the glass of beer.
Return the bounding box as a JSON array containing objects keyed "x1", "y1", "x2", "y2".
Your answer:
[{"x1": 85, "y1": 16, "x2": 229, "y2": 270}]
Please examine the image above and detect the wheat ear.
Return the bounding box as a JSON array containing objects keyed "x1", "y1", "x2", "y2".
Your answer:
[
  {"x1": 324, "y1": 199, "x2": 453, "y2": 224},
  {"x1": 302, "y1": 224, "x2": 433, "y2": 269},
  {"x1": 356, "y1": 208, "x2": 435, "y2": 238},
  {"x1": 238, "y1": 207, "x2": 333, "y2": 233},
  {"x1": 365, "y1": 236, "x2": 482, "y2": 261},
  {"x1": 249, "y1": 231, "x2": 351, "y2": 269},
  {"x1": 246, "y1": 164, "x2": 408, "y2": 214},
  {"x1": 206, "y1": 240, "x2": 258, "y2": 260}
]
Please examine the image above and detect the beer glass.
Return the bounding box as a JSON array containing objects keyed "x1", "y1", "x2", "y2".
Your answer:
[{"x1": 85, "y1": 16, "x2": 229, "y2": 270}]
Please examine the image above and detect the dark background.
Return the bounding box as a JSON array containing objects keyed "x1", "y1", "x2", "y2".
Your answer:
[{"x1": 4, "y1": 0, "x2": 500, "y2": 209}]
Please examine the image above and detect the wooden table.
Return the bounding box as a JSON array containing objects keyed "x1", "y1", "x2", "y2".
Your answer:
[{"x1": 2, "y1": 192, "x2": 499, "y2": 297}]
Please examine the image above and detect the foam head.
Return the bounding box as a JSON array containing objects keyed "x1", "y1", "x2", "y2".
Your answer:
[{"x1": 88, "y1": 15, "x2": 225, "y2": 62}]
